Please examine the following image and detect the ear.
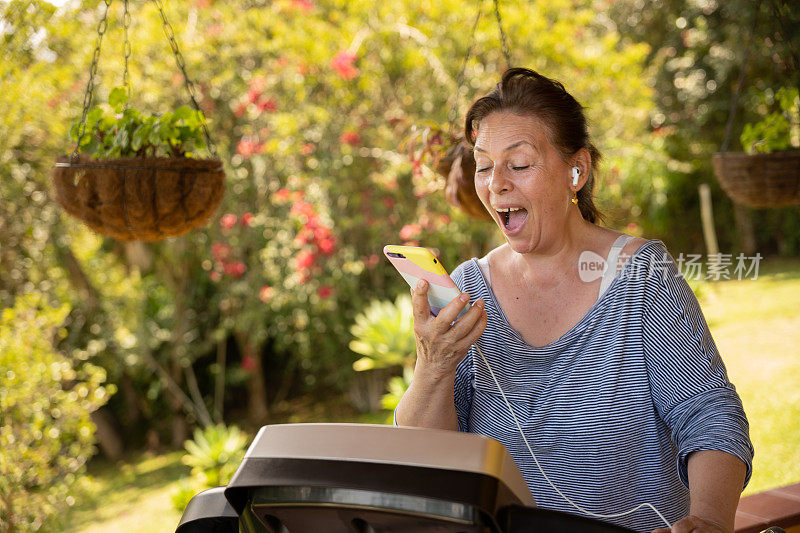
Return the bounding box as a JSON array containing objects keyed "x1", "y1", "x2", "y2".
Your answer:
[{"x1": 570, "y1": 148, "x2": 592, "y2": 190}]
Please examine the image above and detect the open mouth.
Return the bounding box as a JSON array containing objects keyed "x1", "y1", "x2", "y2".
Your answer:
[{"x1": 497, "y1": 207, "x2": 528, "y2": 232}]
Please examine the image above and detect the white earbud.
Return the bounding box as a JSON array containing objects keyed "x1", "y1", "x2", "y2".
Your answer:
[{"x1": 571, "y1": 166, "x2": 581, "y2": 187}]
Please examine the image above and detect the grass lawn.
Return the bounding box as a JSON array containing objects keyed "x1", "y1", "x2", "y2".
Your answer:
[
  {"x1": 700, "y1": 257, "x2": 800, "y2": 495},
  {"x1": 59, "y1": 258, "x2": 800, "y2": 532},
  {"x1": 59, "y1": 451, "x2": 188, "y2": 533}
]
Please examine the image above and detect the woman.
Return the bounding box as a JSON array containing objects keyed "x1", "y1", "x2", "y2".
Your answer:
[{"x1": 395, "y1": 68, "x2": 753, "y2": 533}]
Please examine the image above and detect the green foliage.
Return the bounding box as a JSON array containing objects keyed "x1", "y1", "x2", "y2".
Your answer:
[
  {"x1": 382, "y1": 366, "x2": 414, "y2": 416},
  {"x1": 0, "y1": 0, "x2": 674, "y2": 451},
  {"x1": 171, "y1": 424, "x2": 249, "y2": 512},
  {"x1": 349, "y1": 295, "x2": 417, "y2": 421},
  {"x1": 740, "y1": 87, "x2": 799, "y2": 154},
  {"x1": 608, "y1": 0, "x2": 800, "y2": 253},
  {"x1": 0, "y1": 292, "x2": 113, "y2": 532},
  {"x1": 69, "y1": 87, "x2": 208, "y2": 159},
  {"x1": 349, "y1": 294, "x2": 415, "y2": 372}
]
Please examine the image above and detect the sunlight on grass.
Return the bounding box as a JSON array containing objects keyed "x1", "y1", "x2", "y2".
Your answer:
[
  {"x1": 61, "y1": 451, "x2": 187, "y2": 533},
  {"x1": 701, "y1": 258, "x2": 800, "y2": 495}
]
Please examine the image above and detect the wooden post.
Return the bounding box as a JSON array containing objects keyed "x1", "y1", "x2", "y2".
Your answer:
[{"x1": 699, "y1": 184, "x2": 720, "y2": 262}]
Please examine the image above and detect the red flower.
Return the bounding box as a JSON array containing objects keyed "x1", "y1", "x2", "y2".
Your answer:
[
  {"x1": 259, "y1": 285, "x2": 273, "y2": 303},
  {"x1": 211, "y1": 242, "x2": 233, "y2": 262},
  {"x1": 257, "y1": 97, "x2": 277, "y2": 113},
  {"x1": 340, "y1": 130, "x2": 361, "y2": 146},
  {"x1": 330, "y1": 50, "x2": 359, "y2": 80},
  {"x1": 295, "y1": 249, "x2": 315, "y2": 271},
  {"x1": 301, "y1": 143, "x2": 315, "y2": 155},
  {"x1": 317, "y1": 237, "x2": 336, "y2": 256},
  {"x1": 247, "y1": 88, "x2": 261, "y2": 104},
  {"x1": 399, "y1": 223, "x2": 422, "y2": 241},
  {"x1": 220, "y1": 214, "x2": 238, "y2": 229},
  {"x1": 233, "y1": 102, "x2": 247, "y2": 118},
  {"x1": 294, "y1": 228, "x2": 313, "y2": 245},
  {"x1": 317, "y1": 285, "x2": 334, "y2": 299},
  {"x1": 290, "y1": 0, "x2": 314, "y2": 11},
  {"x1": 290, "y1": 201, "x2": 317, "y2": 218},
  {"x1": 292, "y1": 190, "x2": 305, "y2": 201},
  {"x1": 236, "y1": 138, "x2": 260, "y2": 158},
  {"x1": 313, "y1": 226, "x2": 332, "y2": 241},
  {"x1": 241, "y1": 354, "x2": 256, "y2": 372},
  {"x1": 274, "y1": 188, "x2": 291, "y2": 203},
  {"x1": 382, "y1": 197, "x2": 396, "y2": 209},
  {"x1": 241, "y1": 212, "x2": 254, "y2": 227},
  {"x1": 224, "y1": 261, "x2": 247, "y2": 278},
  {"x1": 209, "y1": 270, "x2": 221, "y2": 282},
  {"x1": 364, "y1": 253, "x2": 380, "y2": 270}
]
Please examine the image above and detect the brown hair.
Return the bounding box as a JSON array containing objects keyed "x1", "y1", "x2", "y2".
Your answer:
[{"x1": 464, "y1": 67, "x2": 604, "y2": 224}]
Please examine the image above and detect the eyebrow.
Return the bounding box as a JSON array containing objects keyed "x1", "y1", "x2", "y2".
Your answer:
[{"x1": 473, "y1": 140, "x2": 532, "y2": 154}]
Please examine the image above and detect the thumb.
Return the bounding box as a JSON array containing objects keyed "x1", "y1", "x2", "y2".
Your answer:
[{"x1": 411, "y1": 279, "x2": 432, "y2": 323}]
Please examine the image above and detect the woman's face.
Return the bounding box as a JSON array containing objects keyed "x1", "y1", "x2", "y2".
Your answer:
[{"x1": 472, "y1": 111, "x2": 577, "y2": 255}]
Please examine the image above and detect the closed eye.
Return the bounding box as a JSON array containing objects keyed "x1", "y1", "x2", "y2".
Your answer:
[
  {"x1": 476, "y1": 167, "x2": 492, "y2": 173},
  {"x1": 512, "y1": 165, "x2": 529, "y2": 171}
]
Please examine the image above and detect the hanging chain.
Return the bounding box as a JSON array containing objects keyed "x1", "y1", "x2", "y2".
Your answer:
[
  {"x1": 122, "y1": 0, "x2": 131, "y2": 108},
  {"x1": 721, "y1": 0, "x2": 762, "y2": 152},
  {"x1": 151, "y1": 0, "x2": 218, "y2": 158},
  {"x1": 73, "y1": 0, "x2": 113, "y2": 158},
  {"x1": 448, "y1": 3, "x2": 483, "y2": 137},
  {"x1": 493, "y1": 0, "x2": 512, "y2": 67}
]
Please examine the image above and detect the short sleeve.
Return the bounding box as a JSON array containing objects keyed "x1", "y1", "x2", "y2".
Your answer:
[{"x1": 642, "y1": 247, "x2": 754, "y2": 489}]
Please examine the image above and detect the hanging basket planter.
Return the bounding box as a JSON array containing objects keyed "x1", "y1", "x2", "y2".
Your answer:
[
  {"x1": 53, "y1": 155, "x2": 225, "y2": 241},
  {"x1": 436, "y1": 140, "x2": 492, "y2": 221},
  {"x1": 711, "y1": 151, "x2": 800, "y2": 209},
  {"x1": 54, "y1": 0, "x2": 226, "y2": 242}
]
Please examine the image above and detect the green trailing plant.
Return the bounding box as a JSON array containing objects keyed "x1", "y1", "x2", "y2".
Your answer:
[
  {"x1": 740, "y1": 87, "x2": 800, "y2": 154},
  {"x1": 69, "y1": 87, "x2": 208, "y2": 159},
  {"x1": 171, "y1": 424, "x2": 250, "y2": 512},
  {"x1": 349, "y1": 294, "x2": 416, "y2": 372},
  {"x1": 349, "y1": 294, "x2": 416, "y2": 420}
]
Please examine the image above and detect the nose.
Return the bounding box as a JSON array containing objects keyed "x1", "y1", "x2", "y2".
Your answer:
[{"x1": 488, "y1": 166, "x2": 512, "y2": 195}]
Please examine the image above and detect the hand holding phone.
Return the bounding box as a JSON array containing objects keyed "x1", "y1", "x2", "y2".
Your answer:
[{"x1": 384, "y1": 245, "x2": 487, "y2": 379}]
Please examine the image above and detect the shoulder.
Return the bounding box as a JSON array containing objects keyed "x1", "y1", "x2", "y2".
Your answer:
[
  {"x1": 622, "y1": 236, "x2": 651, "y2": 258},
  {"x1": 450, "y1": 257, "x2": 478, "y2": 288}
]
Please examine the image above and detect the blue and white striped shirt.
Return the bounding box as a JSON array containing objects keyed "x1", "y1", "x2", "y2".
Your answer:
[{"x1": 450, "y1": 239, "x2": 753, "y2": 532}]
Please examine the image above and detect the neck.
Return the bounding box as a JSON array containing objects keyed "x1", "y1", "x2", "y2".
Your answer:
[{"x1": 509, "y1": 209, "x2": 597, "y2": 287}]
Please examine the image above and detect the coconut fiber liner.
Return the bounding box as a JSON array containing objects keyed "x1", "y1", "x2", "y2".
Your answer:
[
  {"x1": 53, "y1": 155, "x2": 225, "y2": 242},
  {"x1": 436, "y1": 141, "x2": 492, "y2": 221},
  {"x1": 712, "y1": 151, "x2": 800, "y2": 209}
]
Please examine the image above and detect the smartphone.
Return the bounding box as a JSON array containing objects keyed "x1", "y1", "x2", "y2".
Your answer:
[{"x1": 383, "y1": 245, "x2": 466, "y2": 318}]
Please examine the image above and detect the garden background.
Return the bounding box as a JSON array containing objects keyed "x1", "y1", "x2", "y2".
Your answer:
[{"x1": 1, "y1": 0, "x2": 798, "y2": 531}]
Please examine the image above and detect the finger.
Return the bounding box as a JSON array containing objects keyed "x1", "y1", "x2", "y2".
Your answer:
[
  {"x1": 448, "y1": 299, "x2": 485, "y2": 339},
  {"x1": 451, "y1": 307, "x2": 487, "y2": 353},
  {"x1": 433, "y1": 292, "x2": 472, "y2": 333},
  {"x1": 411, "y1": 279, "x2": 432, "y2": 325},
  {"x1": 667, "y1": 517, "x2": 699, "y2": 533}
]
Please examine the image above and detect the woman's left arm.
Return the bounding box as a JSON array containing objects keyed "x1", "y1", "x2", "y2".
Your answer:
[{"x1": 653, "y1": 450, "x2": 747, "y2": 533}]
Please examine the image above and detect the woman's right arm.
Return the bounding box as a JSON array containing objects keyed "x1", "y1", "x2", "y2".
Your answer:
[{"x1": 394, "y1": 279, "x2": 486, "y2": 430}]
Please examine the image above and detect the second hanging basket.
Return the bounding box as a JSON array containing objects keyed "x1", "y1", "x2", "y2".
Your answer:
[
  {"x1": 711, "y1": 151, "x2": 800, "y2": 209},
  {"x1": 53, "y1": 155, "x2": 225, "y2": 241}
]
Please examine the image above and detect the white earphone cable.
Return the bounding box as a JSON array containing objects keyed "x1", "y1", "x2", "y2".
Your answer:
[{"x1": 472, "y1": 342, "x2": 672, "y2": 529}]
